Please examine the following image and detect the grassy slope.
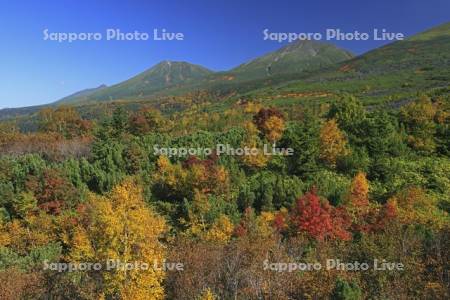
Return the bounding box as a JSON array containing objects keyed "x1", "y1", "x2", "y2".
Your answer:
[{"x1": 237, "y1": 22, "x2": 450, "y2": 110}]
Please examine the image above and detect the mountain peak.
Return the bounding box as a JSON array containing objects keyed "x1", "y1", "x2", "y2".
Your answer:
[
  {"x1": 75, "y1": 61, "x2": 213, "y2": 102},
  {"x1": 53, "y1": 41, "x2": 355, "y2": 104},
  {"x1": 231, "y1": 39, "x2": 354, "y2": 79},
  {"x1": 138, "y1": 60, "x2": 213, "y2": 83},
  {"x1": 152, "y1": 60, "x2": 202, "y2": 68},
  {"x1": 149, "y1": 60, "x2": 211, "y2": 71}
]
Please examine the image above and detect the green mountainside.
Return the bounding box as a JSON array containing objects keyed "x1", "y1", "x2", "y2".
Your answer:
[
  {"x1": 56, "y1": 84, "x2": 108, "y2": 104},
  {"x1": 240, "y1": 22, "x2": 450, "y2": 109},
  {"x1": 54, "y1": 40, "x2": 354, "y2": 104},
  {"x1": 230, "y1": 40, "x2": 353, "y2": 79},
  {"x1": 56, "y1": 61, "x2": 213, "y2": 104}
]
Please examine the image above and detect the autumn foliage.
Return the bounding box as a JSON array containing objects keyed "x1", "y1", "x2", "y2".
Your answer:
[
  {"x1": 37, "y1": 106, "x2": 92, "y2": 138},
  {"x1": 290, "y1": 188, "x2": 351, "y2": 241},
  {"x1": 25, "y1": 168, "x2": 80, "y2": 214},
  {"x1": 0, "y1": 97, "x2": 448, "y2": 299},
  {"x1": 253, "y1": 107, "x2": 286, "y2": 143},
  {"x1": 69, "y1": 179, "x2": 167, "y2": 299},
  {"x1": 319, "y1": 118, "x2": 349, "y2": 167},
  {"x1": 154, "y1": 154, "x2": 229, "y2": 199},
  {"x1": 347, "y1": 172, "x2": 370, "y2": 215}
]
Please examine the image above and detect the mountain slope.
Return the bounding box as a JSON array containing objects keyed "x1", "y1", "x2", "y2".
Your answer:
[
  {"x1": 76, "y1": 61, "x2": 213, "y2": 102},
  {"x1": 55, "y1": 84, "x2": 108, "y2": 104},
  {"x1": 244, "y1": 22, "x2": 450, "y2": 107},
  {"x1": 57, "y1": 41, "x2": 354, "y2": 104},
  {"x1": 332, "y1": 22, "x2": 450, "y2": 76},
  {"x1": 1, "y1": 23, "x2": 448, "y2": 120},
  {"x1": 230, "y1": 40, "x2": 354, "y2": 79}
]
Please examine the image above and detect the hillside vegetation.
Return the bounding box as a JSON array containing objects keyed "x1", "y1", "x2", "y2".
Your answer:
[{"x1": 0, "y1": 22, "x2": 449, "y2": 299}]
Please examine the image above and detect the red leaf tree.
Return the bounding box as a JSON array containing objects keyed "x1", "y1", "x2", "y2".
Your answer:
[{"x1": 291, "y1": 188, "x2": 351, "y2": 241}]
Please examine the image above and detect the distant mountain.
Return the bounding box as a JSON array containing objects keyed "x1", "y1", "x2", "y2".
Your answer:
[
  {"x1": 55, "y1": 41, "x2": 354, "y2": 104},
  {"x1": 55, "y1": 84, "x2": 108, "y2": 104},
  {"x1": 1, "y1": 22, "x2": 448, "y2": 120},
  {"x1": 230, "y1": 40, "x2": 354, "y2": 79},
  {"x1": 0, "y1": 104, "x2": 48, "y2": 121},
  {"x1": 327, "y1": 22, "x2": 450, "y2": 76},
  {"x1": 72, "y1": 61, "x2": 214, "y2": 103},
  {"x1": 250, "y1": 22, "x2": 450, "y2": 107}
]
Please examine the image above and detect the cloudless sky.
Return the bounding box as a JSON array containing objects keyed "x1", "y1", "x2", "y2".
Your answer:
[{"x1": 0, "y1": 0, "x2": 448, "y2": 108}]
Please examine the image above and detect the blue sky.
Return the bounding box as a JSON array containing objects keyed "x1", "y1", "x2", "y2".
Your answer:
[{"x1": 0, "y1": 0, "x2": 448, "y2": 108}]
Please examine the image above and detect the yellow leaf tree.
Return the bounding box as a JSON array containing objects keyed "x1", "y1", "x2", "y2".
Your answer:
[
  {"x1": 346, "y1": 172, "x2": 370, "y2": 218},
  {"x1": 240, "y1": 121, "x2": 269, "y2": 168},
  {"x1": 253, "y1": 108, "x2": 286, "y2": 144},
  {"x1": 69, "y1": 179, "x2": 167, "y2": 300},
  {"x1": 197, "y1": 288, "x2": 217, "y2": 300},
  {"x1": 204, "y1": 214, "x2": 234, "y2": 243},
  {"x1": 400, "y1": 96, "x2": 437, "y2": 152},
  {"x1": 319, "y1": 118, "x2": 349, "y2": 167},
  {"x1": 389, "y1": 186, "x2": 448, "y2": 229}
]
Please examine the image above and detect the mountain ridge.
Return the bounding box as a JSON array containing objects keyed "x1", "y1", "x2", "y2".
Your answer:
[
  {"x1": 1, "y1": 22, "x2": 448, "y2": 120},
  {"x1": 230, "y1": 39, "x2": 354, "y2": 79},
  {"x1": 54, "y1": 39, "x2": 355, "y2": 104},
  {"x1": 55, "y1": 61, "x2": 214, "y2": 104},
  {"x1": 56, "y1": 84, "x2": 108, "y2": 104}
]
